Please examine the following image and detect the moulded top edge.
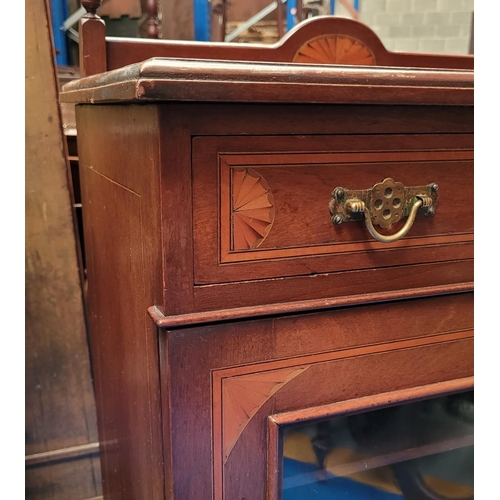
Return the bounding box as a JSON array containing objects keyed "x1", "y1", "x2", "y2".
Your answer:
[{"x1": 60, "y1": 56, "x2": 474, "y2": 106}]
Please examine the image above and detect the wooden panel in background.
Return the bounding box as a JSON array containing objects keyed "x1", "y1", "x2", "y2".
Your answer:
[
  {"x1": 159, "y1": 0, "x2": 194, "y2": 40},
  {"x1": 98, "y1": 0, "x2": 142, "y2": 19},
  {"x1": 25, "y1": 0, "x2": 102, "y2": 498}
]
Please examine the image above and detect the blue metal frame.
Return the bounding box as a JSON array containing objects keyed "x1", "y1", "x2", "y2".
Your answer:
[
  {"x1": 194, "y1": 0, "x2": 211, "y2": 41},
  {"x1": 287, "y1": 0, "x2": 297, "y2": 31},
  {"x1": 195, "y1": 0, "x2": 360, "y2": 41},
  {"x1": 50, "y1": 0, "x2": 69, "y2": 65}
]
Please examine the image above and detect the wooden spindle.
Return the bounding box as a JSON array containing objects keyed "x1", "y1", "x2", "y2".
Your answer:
[
  {"x1": 276, "y1": 0, "x2": 284, "y2": 39},
  {"x1": 79, "y1": 0, "x2": 107, "y2": 76},
  {"x1": 296, "y1": 1, "x2": 304, "y2": 22},
  {"x1": 211, "y1": 1, "x2": 227, "y2": 42},
  {"x1": 141, "y1": 0, "x2": 160, "y2": 39},
  {"x1": 81, "y1": 0, "x2": 101, "y2": 14}
]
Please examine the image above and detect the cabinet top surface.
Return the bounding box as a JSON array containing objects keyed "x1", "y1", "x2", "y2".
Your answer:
[{"x1": 60, "y1": 57, "x2": 473, "y2": 106}]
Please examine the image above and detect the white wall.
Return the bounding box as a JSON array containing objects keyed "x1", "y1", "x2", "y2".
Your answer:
[{"x1": 333, "y1": 0, "x2": 474, "y2": 54}]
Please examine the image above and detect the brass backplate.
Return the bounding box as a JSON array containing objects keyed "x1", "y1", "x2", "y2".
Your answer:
[{"x1": 329, "y1": 178, "x2": 438, "y2": 227}]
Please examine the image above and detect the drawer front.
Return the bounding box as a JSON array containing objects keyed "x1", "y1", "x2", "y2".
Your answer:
[{"x1": 193, "y1": 134, "x2": 473, "y2": 291}]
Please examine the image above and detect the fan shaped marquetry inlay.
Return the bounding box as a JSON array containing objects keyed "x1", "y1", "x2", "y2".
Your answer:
[
  {"x1": 232, "y1": 168, "x2": 275, "y2": 251},
  {"x1": 293, "y1": 35, "x2": 375, "y2": 66},
  {"x1": 222, "y1": 367, "x2": 307, "y2": 461}
]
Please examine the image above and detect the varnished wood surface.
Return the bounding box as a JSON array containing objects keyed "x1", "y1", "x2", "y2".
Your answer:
[
  {"x1": 79, "y1": 15, "x2": 107, "y2": 77},
  {"x1": 269, "y1": 377, "x2": 475, "y2": 426},
  {"x1": 60, "y1": 58, "x2": 473, "y2": 105},
  {"x1": 67, "y1": 22, "x2": 474, "y2": 497},
  {"x1": 222, "y1": 339, "x2": 473, "y2": 500},
  {"x1": 191, "y1": 259, "x2": 473, "y2": 312},
  {"x1": 181, "y1": 102, "x2": 475, "y2": 136},
  {"x1": 160, "y1": 293, "x2": 473, "y2": 499},
  {"x1": 157, "y1": 102, "x2": 472, "y2": 315},
  {"x1": 194, "y1": 134, "x2": 473, "y2": 284},
  {"x1": 76, "y1": 105, "x2": 165, "y2": 500},
  {"x1": 157, "y1": 100, "x2": 472, "y2": 313},
  {"x1": 72, "y1": 100, "x2": 473, "y2": 317},
  {"x1": 293, "y1": 33, "x2": 376, "y2": 65},
  {"x1": 148, "y1": 281, "x2": 473, "y2": 328}
]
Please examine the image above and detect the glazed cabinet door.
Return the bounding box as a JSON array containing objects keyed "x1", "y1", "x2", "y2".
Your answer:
[
  {"x1": 271, "y1": 387, "x2": 473, "y2": 499},
  {"x1": 160, "y1": 293, "x2": 473, "y2": 500},
  {"x1": 220, "y1": 341, "x2": 473, "y2": 500}
]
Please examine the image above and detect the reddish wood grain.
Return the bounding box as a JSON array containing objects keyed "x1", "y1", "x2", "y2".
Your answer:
[
  {"x1": 158, "y1": 107, "x2": 195, "y2": 314},
  {"x1": 191, "y1": 260, "x2": 473, "y2": 312},
  {"x1": 67, "y1": 20, "x2": 474, "y2": 498},
  {"x1": 223, "y1": 338, "x2": 473, "y2": 499},
  {"x1": 79, "y1": 15, "x2": 106, "y2": 77},
  {"x1": 148, "y1": 283, "x2": 473, "y2": 328},
  {"x1": 293, "y1": 34, "x2": 375, "y2": 65},
  {"x1": 193, "y1": 133, "x2": 473, "y2": 286},
  {"x1": 76, "y1": 105, "x2": 164, "y2": 500},
  {"x1": 61, "y1": 57, "x2": 473, "y2": 105},
  {"x1": 230, "y1": 167, "x2": 275, "y2": 250},
  {"x1": 143, "y1": 101, "x2": 474, "y2": 316},
  {"x1": 161, "y1": 294, "x2": 473, "y2": 499},
  {"x1": 183, "y1": 103, "x2": 474, "y2": 136}
]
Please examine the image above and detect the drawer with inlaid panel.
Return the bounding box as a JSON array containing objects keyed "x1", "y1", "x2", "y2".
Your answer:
[{"x1": 191, "y1": 133, "x2": 473, "y2": 310}]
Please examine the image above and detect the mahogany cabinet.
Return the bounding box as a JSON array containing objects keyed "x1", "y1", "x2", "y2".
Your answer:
[{"x1": 61, "y1": 40, "x2": 473, "y2": 500}]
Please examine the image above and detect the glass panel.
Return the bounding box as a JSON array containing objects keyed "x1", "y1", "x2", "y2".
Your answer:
[{"x1": 281, "y1": 390, "x2": 473, "y2": 499}]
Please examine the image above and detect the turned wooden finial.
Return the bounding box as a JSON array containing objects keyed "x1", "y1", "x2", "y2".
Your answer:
[
  {"x1": 79, "y1": 0, "x2": 106, "y2": 76},
  {"x1": 82, "y1": 0, "x2": 102, "y2": 16},
  {"x1": 142, "y1": 0, "x2": 160, "y2": 38}
]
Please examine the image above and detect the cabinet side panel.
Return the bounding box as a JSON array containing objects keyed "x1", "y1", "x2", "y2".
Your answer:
[{"x1": 76, "y1": 105, "x2": 164, "y2": 500}]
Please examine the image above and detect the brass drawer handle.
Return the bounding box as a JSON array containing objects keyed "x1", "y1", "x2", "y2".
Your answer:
[
  {"x1": 329, "y1": 178, "x2": 438, "y2": 244},
  {"x1": 348, "y1": 196, "x2": 423, "y2": 243}
]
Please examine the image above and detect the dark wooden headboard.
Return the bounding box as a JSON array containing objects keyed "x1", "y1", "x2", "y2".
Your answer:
[{"x1": 79, "y1": 0, "x2": 474, "y2": 77}]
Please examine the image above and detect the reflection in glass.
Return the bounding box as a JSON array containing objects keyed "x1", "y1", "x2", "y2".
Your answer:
[{"x1": 282, "y1": 391, "x2": 473, "y2": 499}]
